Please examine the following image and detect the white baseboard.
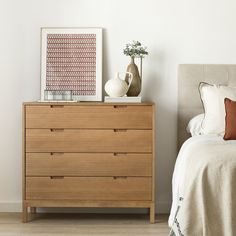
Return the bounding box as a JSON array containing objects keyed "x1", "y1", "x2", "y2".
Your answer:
[
  {"x1": 0, "y1": 202, "x2": 22, "y2": 212},
  {"x1": 0, "y1": 201, "x2": 171, "y2": 214}
]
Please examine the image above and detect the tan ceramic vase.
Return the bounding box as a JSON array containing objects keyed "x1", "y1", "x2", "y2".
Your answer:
[{"x1": 125, "y1": 57, "x2": 141, "y2": 96}]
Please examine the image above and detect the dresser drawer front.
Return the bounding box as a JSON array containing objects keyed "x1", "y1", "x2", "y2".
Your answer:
[
  {"x1": 26, "y1": 105, "x2": 153, "y2": 129},
  {"x1": 26, "y1": 153, "x2": 152, "y2": 177},
  {"x1": 26, "y1": 177, "x2": 152, "y2": 201},
  {"x1": 26, "y1": 129, "x2": 152, "y2": 153}
]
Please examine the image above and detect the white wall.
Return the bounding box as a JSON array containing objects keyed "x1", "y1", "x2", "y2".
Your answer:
[{"x1": 1, "y1": 0, "x2": 236, "y2": 213}]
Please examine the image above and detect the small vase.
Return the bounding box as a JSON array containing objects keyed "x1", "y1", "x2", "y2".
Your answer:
[{"x1": 125, "y1": 57, "x2": 141, "y2": 96}]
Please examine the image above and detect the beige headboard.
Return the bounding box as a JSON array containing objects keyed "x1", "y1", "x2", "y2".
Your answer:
[{"x1": 178, "y1": 64, "x2": 236, "y2": 149}]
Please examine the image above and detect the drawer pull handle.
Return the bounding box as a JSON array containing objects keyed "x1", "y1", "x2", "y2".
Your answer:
[
  {"x1": 113, "y1": 176, "x2": 127, "y2": 180},
  {"x1": 50, "y1": 152, "x2": 64, "y2": 156},
  {"x1": 50, "y1": 176, "x2": 64, "y2": 179},
  {"x1": 113, "y1": 105, "x2": 127, "y2": 109},
  {"x1": 50, "y1": 105, "x2": 64, "y2": 108},
  {"x1": 113, "y1": 153, "x2": 127, "y2": 157},
  {"x1": 114, "y1": 129, "x2": 127, "y2": 132},
  {"x1": 50, "y1": 129, "x2": 64, "y2": 132}
]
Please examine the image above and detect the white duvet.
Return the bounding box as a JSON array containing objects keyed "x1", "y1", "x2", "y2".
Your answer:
[{"x1": 169, "y1": 135, "x2": 236, "y2": 236}]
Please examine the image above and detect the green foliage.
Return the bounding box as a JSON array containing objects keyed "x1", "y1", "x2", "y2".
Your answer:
[{"x1": 123, "y1": 40, "x2": 148, "y2": 58}]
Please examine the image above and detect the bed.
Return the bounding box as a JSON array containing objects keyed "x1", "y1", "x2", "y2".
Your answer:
[{"x1": 169, "y1": 65, "x2": 236, "y2": 236}]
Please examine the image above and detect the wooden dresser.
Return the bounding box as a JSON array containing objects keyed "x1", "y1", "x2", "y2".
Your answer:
[{"x1": 22, "y1": 102, "x2": 155, "y2": 223}]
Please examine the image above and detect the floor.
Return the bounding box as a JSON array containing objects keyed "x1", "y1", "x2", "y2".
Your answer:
[{"x1": 0, "y1": 213, "x2": 170, "y2": 236}]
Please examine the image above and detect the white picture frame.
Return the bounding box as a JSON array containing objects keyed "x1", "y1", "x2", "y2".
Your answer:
[{"x1": 41, "y1": 28, "x2": 102, "y2": 101}]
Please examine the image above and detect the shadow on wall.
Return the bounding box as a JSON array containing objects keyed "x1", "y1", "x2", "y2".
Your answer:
[
  {"x1": 102, "y1": 29, "x2": 109, "y2": 98},
  {"x1": 141, "y1": 47, "x2": 164, "y2": 99},
  {"x1": 156, "y1": 103, "x2": 177, "y2": 210},
  {"x1": 142, "y1": 48, "x2": 177, "y2": 212}
]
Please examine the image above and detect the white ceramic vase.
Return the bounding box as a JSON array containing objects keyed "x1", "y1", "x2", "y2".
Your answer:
[{"x1": 105, "y1": 72, "x2": 133, "y2": 97}]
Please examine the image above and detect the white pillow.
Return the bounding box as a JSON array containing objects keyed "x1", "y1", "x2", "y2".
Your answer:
[
  {"x1": 186, "y1": 114, "x2": 204, "y2": 136},
  {"x1": 199, "y1": 82, "x2": 236, "y2": 135}
]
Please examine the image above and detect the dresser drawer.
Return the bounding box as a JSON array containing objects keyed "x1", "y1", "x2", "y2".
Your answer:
[
  {"x1": 25, "y1": 105, "x2": 153, "y2": 129},
  {"x1": 26, "y1": 153, "x2": 152, "y2": 177},
  {"x1": 26, "y1": 177, "x2": 152, "y2": 201},
  {"x1": 26, "y1": 129, "x2": 152, "y2": 153}
]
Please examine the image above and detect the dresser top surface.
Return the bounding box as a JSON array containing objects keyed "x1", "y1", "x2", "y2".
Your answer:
[{"x1": 23, "y1": 101, "x2": 155, "y2": 106}]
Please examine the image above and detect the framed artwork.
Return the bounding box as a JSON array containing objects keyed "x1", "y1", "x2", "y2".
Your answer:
[{"x1": 41, "y1": 28, "x2": 102, "y2": 101}]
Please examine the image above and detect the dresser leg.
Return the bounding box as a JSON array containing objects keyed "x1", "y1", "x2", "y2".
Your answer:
[
  {"x1": 30, "y1": 207, "x2": 36, "y2": 214},
  {"x1": 150, "y1": 204, "x2": 155, "y2": 224},
  {"x1": 22, "y1": 203, "x2": 28, "y2": 223}
]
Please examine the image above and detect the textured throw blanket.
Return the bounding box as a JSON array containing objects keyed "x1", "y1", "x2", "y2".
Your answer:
[{"x1": 169, "y1": 135, "x2": 236, "y2": 236}]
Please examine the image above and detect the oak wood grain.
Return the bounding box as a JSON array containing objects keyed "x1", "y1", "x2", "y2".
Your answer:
[
  {"x1": 26, "y1": 129, "x2": 152, "y2": 153},
  {"x1": 23, "y1": 103, "x2": 155, "y2": 223},
  {"x1": 25, "y1": 200, "x2": 153, "y2": 208},
  {"x1": 26, "y1": 177, "x2": 152, "y2": 201},
  {"x1": 26, "y1": 153, "x2": 152, "y2": 177},
  {"x1": 26, "y1": 105, "x2": 152, "y2": 129}
]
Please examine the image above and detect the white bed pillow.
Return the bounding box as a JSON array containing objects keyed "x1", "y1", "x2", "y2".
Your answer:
[
  {"x1": 199, "y1": 82, "x2": 236, "y2": 135},
  {"x1": 186, "y1": 114, "x2": 204, "y2": 136}
]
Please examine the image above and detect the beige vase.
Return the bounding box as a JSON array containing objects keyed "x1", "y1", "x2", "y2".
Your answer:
[{"x1": 125, "y1": 57, "x2": 141, "y2": 96}]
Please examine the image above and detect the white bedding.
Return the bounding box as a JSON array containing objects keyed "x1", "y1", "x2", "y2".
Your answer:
[{"x1": 169, "y1": 135, "x2": 236, "y2": 235}]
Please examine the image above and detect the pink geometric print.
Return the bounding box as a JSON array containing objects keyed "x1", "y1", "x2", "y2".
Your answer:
[{"x1": 46, "y1": 34, "x2": 96, "y2": 96}]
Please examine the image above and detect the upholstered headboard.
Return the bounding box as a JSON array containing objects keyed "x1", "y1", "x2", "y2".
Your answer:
[{"x1": 178, "y1": 64, "x2": 236, "y2": 149}]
